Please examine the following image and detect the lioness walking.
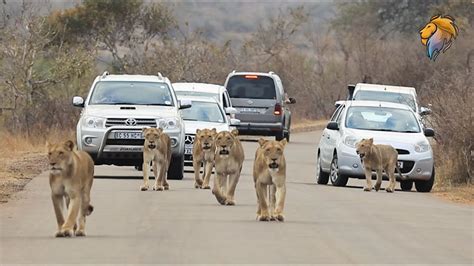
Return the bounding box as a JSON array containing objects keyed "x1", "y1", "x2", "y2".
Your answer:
[
  {"x1": 356, "y1": 138, "x2": 403, "y2": 192},
  {"x1": 253, "y1": 138, "x2": 288, "y2": 221},
  {"x1": 141, "y1": 127, "x2": 172, "y2": 191},
  {"x1": 212, "y1": 129, "x2": 244, "y2": 205},
  {"x1": 47, "y1": 140, "x2": 94, "y2": 237},
  {"x1": 193, "y1": 128, "x2": 217, "y2": 189}
]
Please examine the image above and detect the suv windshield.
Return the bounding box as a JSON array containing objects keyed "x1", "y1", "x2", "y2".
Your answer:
[
  {"x1": 89, "y1": 81, "x2": 174, "y2": 106},
  {"x1": 353, "y1": 90, "x2": 416, "y2": 111},
  {"x1": 227, "y1": 75, "x2": 276, "y2": 99},
  {"x1": 181, "y1": 101, "x2": 225, "y2": 123},
  {"x1": 345, "y1": 106, "x2": 420, "y2": 133}
]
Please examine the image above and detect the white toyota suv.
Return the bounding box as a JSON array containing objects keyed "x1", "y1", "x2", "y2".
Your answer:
[{"x1": 72, "y1": 72, "x2": 190, "y2": 179}]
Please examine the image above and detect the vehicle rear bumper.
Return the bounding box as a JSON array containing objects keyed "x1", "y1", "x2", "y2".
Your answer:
[{"x1": 236, "y1": 122, "x2": 283, "y2": 136}]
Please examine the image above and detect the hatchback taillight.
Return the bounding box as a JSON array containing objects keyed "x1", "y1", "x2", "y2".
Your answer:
[{"x1": 274, "y1": 103, "x2": 282, "y2": 115}]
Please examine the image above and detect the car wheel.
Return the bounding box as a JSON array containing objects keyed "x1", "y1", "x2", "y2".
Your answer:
[
  {"x1": 168, "y1": 154, "x2": 184, "y2": 180},
  {"x1": 316, "y1": 153, "x2": 329, "y2": 184},
  {"x1": 400, "y1": 180, "x2": 413, "y2": 191},
  {"x1": 284, "y1": 131, "x2": 290, "y2": 142},
  {"x1": 329, "y1": 153, "x2": 348, "y2": 187},
  {"x1": 275, "y1": 130, "x2": 285, "y2": 141},
  {"x1": 415, "y1": 167, "x2": 435, "y2": 192}
]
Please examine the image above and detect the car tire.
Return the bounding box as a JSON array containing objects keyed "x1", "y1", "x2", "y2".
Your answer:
[
  {"x1": 168, "y1": 154, "x2": 184, "y2": 180},
  {"x1": 275, "y1": 130, "x2": 285, "y2": 141},
  {"x1": 284, "y1": 131, "x2": 290, "y2": 142},
  {"x1": 400, "y1": 180, "x2": 413, "y2": 191},
  {"x1": 329, "y1": 153, "x2": 348, "y2": 187},
  {"x1": 316, "y1": 153, "x2": 329, "y2": 185},
  {"x1": 415, "y1": 168, "x2": 435, "y2": 192}
]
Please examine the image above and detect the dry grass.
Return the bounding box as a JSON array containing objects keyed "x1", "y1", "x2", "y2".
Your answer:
[
  {"x1": 433, "y1": 184, "x2": 474, "y2": 205},
  {"x1": 0, "y1": 130, "x2": 75, "y2": 203}
]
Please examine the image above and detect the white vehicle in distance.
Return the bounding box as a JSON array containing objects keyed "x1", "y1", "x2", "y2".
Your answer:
[
  {"x1": 316, "y1": 100, "x2": 436, "y2": 192},
  {"x1": 172, "y1": 82, "x2": 238, "y2": 119},
  {"x1": 178, "y1": 96, "x2": 240, "y2": 166},
  {"x1": 72, "y1": 72, "x2": 191, "y2": 180},
  {"x1": 348, "y1": 83, "x2": 432, "y2": 118}
]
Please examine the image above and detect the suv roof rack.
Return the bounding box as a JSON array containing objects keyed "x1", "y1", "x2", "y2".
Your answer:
[
  {"x1": 269, "y1": 71, "x2": 275, "y2": 75},
  {"x1": 157, "y1": 72, "x2": 164, "y2": 80},
  {"x1": 231, "y1": 70, "x2": 236, "y2": 74},
  {"x1": 101, "y1": 71, "x2": 109, "y2": 79}
]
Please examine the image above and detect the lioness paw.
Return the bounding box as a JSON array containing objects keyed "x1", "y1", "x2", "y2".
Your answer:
[
  {"x1": 225, "y1": 199, "x2": 235, "y2": 206},
  {"x1": 386, "y1": 187, "x2": 394, "y2": 193},
  {"x1": 61, "y1": 229, "x2": 74, "y2": 237},
  {"x1": 153, "y1": 185, "x2": 164, "y2": 191},
  {"x1": 55, "y1": 231, "x2": 65, "y2": 237},
  {"x1": 75, "y1": 230, "x2": 86, "y2": 237},
  {"x1": 374, "y1": 183, "x2": 381, "y2": 191},
  {"x1": 363, "y1": 186, "x2": 372, "y2": 192},
  {"x1": 258, "y1": 215, "x2": 271, "y2": 221},
  {"x1": 202, "y1": 184, "x2": 211, "y2": 190},
  {"x1": 275, "y1": 214, "x2": 285, "y2": 222},
  {"x1": 140, "y1": 185, "x2": 149, "y2": 191}
]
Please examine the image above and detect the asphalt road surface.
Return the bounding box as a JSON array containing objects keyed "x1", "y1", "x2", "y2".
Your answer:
[{"x1": 1, "y1": 131, "x2": 472, "y2": 264}]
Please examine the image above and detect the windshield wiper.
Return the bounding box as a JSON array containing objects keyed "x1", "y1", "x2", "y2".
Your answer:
[
  {"x1": 144, "y1": 103, "x2": 172, "y2": 106},
  {"x1": 110, "y1": 102, "x2": 136, "y2": 105},
  {"x1": 183, "y1": 118, "x2": 198, "y2": 121}
]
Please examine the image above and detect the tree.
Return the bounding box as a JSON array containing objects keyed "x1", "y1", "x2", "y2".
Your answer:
[{"x1": 48, "y1": 0, "x2": 175, "y2": 72}]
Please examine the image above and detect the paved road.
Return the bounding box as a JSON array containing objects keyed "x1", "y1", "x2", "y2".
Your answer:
[{"x1": 1, "y1": 131, "x2": 472, "y2": 264}]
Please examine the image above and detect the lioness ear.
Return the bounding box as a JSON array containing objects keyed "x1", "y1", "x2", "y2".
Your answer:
[
  {"x1": 157, "y1": 128, "x2": 163, "y2": 134},
  {"x1": 196, "y1": 129, "x2": 201, "y2": 135},
  {"x1": 231, "y1": 129, "x2": 239, "y2": 136},
  {"x1": 211, "y1": 128, "x2": 217, "y2": 134},
  {"x1": 430, "y1": 15, "x2": 440, "y2": 21},
  {"x1": 64, "y1": 140, "x2": 75, "y2": 151},
  {"x1": 142, "y1": 127, "x2": 148, "y2": 133},
  {"x1": 258, "y1": 138, "x2": 267, "y2": 147},
  {"x1": 280, "y1": 139, "x2": 288, "y2": 147},
  {"x1": 368, "y1": 138, "x2": 374, "y2": 144}
]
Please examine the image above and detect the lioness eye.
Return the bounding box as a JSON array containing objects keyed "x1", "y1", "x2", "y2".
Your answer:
[
  {"x1": 59, "y1": 151, "x2": 63, "y2": 155},
  {"x1": 48, "y1": 152, "x2": 52, "y2": 156},
  {"x1": 277, "y1": 148, "x2": 281, "y2": 152}
]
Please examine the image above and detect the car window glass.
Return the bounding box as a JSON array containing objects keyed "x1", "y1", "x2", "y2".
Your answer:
[
  {"x1": 345, "y1": 106, "x2": 420, "y2": 133},
  {"x1": 227, "y1": 75, "x2": 276, "y2": 99},
  {"x1": 89, "y1": 81, "x2": 174, "y2": 106},
  {"x1": 353, "y1": 90, "x2": 416, "y2": 112},
  {"x1": 330, "y1": 106, "x2": 343, "y2": 122},
  {"x1": 181, "y1": 101, "x2": 225, "y2": 123}
]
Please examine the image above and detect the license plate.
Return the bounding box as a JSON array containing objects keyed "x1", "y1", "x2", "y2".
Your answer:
[
  {"x1": 239, "y1": 107, "x2": 259, "y2": 113},
  {"x1": 114, "y1": 132, "x2": 143, "y2": 139},
  {"x1": 397, "y1": 161, "x2": 404, "y2": 168},
  {"x1": 185, "y1": 144, "x2": 193, "y2": 155}
]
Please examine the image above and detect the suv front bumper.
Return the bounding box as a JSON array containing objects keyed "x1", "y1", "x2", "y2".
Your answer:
[{"x1": 77, "y1": 126, "x2": 184, "y2": 166}]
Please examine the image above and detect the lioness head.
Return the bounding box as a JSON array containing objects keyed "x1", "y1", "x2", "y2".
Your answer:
[
  {"x1": 258, "y1": 138, "x2": 287, "y2": 172},
  {"x1": 143, "y1": 127, "x2": 163, "y2": 150},
  {"x1": 355, "y1": 138, "x2": 374, "y2": 160},
  {"x1": 46, "y1": 140, "x2": 75, "y2": 175},
  {"x1": 215, "y1": 129, "x2": 239, "y2": 157},
  {"x1": 196, "y1": 128, "x2": 217, "y2": 150}
]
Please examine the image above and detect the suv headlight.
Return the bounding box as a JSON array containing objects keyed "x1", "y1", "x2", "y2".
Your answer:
[
  {"x1": 414, "y1": 141, "x2": 431, "y2": 153},
  {"x1": 344, "y1": 135, "x2": 359, "y2": 148},
  {"x1": 83, "y1": 116, "x2": 106, "y2": 129},
  {"x1": 158, "y1": 118, "x2": 180, "y2": 130}
]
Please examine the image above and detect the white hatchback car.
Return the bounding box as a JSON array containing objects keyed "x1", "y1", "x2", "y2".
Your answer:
[
  {"x1": 178, "y1": 96, "x2": 240, "y2": 166},
  {"x1": 316, "y1": 101, "x2": 436, "y2": 192}
]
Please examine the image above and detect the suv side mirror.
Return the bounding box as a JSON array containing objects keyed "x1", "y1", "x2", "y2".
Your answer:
[
  {"x1": 179, "y1": 99, "x2": 192, "y2": 110},
  {"x1": 225, "y1": 107, "x2": 238, "y2": 115},
  {"x1": 327, "y1": 121, "x2": 339, "y2": 130},
  {"x1": 423, "y1": 128, "x2": 435, "y2": 137},
  {"x1": 420, "y1": 106, "x2": 432, "y2": 116},
  {"x1": 230, "y1": 118, "x2": 240, "y2": 126},
  {"x1": 72, "y1": 96, "x2": 84, "y2": 107}
]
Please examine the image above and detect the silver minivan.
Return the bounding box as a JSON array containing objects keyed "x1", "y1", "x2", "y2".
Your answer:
[{"x1": 224, "y1": 71, "x2": 296, "y2": 141}]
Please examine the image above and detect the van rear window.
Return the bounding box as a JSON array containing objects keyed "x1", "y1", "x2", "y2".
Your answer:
[{"x1": 227, "y1": 75, "x2": 276, "y2": 99}]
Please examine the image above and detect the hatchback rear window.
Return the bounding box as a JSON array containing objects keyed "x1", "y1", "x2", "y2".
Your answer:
[{"x1": 226, "y1": 75, "x2": 276, "y2": 99}]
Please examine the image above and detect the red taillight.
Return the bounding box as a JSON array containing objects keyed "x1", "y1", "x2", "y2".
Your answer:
[
  {"x1": 244, "y1": 75, "x2": 258, "y2": 79},
  {"x1": 274, "y1": 103, "x2": 282, "y2": 115}
]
